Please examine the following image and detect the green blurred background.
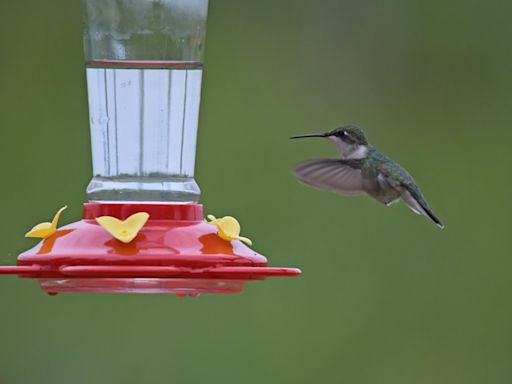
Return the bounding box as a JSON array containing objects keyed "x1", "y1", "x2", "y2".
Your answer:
[{"x1": 1, "y1": 0, "x2": 511, "y2": 383}]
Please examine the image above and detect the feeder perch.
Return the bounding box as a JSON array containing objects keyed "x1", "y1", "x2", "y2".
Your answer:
[{"x1": 0, "y1": 0, "x2": 300, "y2": 295}]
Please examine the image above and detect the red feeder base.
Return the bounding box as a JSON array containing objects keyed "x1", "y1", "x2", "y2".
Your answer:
[{"x1": 0, "y1": 203, "x2": 301, "y2": 296}]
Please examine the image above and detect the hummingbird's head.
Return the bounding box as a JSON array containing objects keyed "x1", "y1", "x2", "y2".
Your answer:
[
  {"x1": 291, "y1": 124, "x2": 369, "y2": 159},
  {"x1": 326, "y1": 125, "x2": 368, "y2": 145}
]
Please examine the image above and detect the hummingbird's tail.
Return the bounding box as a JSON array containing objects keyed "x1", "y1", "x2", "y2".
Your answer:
[
  {"x1": 402, "y1": 188, "x2": 444, "y2": 229},
  {"x1": 420, "y1": 204, "x2": 444, "y2": 229}
]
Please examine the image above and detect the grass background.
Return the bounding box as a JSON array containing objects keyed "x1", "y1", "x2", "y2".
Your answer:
[{"x1": 0, "y1": 0, "x2": 511, "y2": 383}]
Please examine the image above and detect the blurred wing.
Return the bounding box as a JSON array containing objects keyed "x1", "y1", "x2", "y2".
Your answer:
[{"x1": 292, "y1": 159, "x2": 366, "y2": 195}]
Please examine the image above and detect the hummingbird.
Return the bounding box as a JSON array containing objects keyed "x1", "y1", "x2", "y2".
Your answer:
[{"x1": 290, "y1": 125, "x2": 444, "y2": 228}]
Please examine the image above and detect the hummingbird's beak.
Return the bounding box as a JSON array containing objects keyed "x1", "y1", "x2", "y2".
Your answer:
[{"x1": 290, "y1": 133, "x2": 328, "y2": 140}]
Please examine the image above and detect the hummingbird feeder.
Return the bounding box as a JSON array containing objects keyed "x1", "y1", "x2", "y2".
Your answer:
[{"x1": 0, "y1": 0, "x2": 300, "y2": 296}]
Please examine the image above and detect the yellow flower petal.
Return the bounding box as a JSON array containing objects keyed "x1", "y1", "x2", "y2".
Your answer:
[
  {"x1": 237, "y1": 236, "x2": 253, "y2": 247},
  {"x1": 25, "y1": 205, "x2": 67, "y2": 239},
  {"x1": 207, "y1": 214, "x2": 252, "y2": 246},
  {"x1": 96, "y1": 212, "x2": 149, "y2": 244}
]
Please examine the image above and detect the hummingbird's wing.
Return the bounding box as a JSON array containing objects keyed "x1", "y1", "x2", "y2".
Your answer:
[{"x1": 292, "y1": 159, "x2": 368, "y2": 195}]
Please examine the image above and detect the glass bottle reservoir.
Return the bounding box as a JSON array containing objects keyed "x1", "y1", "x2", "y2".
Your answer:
[{"x1": 83, "y1": 0, "x2": 208, "y2": 202}]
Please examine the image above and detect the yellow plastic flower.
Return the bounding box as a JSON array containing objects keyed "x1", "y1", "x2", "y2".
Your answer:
[
  {"x1": 25, "y1": 205, "x2": 67, "y2": 239},
  {"x1": 96, "y1": 212, "x2": 150, "y2": 244},
  {"x1": 207, "y1": 214, "x2": 252, "y2": 246}
]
